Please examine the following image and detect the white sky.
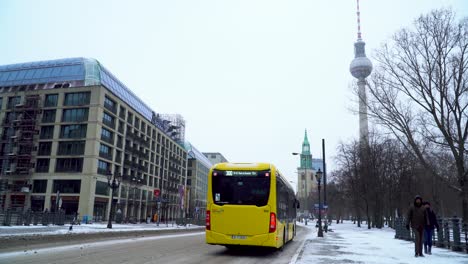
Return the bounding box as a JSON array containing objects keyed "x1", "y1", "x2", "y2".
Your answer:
[{"x1": 1, "y1": 0, "x2": 467, "y2": 187}]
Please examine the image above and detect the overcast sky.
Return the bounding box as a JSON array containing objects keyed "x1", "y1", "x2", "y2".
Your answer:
[{"x1": 1, "y1": 0, "x2": 467, "y2": 188}]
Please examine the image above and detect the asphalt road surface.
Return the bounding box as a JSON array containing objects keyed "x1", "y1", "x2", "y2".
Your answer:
[{"x1": 0, "y1": 226, "x2": 309, "y2": 264}]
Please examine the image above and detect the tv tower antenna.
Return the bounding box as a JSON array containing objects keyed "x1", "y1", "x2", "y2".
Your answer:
[
  {"x1": 356, "y1": 0, "x2": 362, "y2": 40},
  {"x1": 349, "y1": 0, "x2": 372, "y2": 145}
]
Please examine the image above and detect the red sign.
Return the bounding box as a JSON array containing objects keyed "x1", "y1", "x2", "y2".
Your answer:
[{"x1": 154, "y1": 189, "x2": 160, "y2": 198}]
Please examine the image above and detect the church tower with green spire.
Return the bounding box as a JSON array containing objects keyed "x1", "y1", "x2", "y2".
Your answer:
[
  {"x1": 296, "y1": 129, "x2": 315, "y2": 218},
  {"x1": 300, "y1": 130, "x2": 313, "y2": 169}
]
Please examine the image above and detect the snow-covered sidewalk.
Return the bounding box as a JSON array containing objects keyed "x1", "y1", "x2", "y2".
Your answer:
[
  {"x1": 0, "y1": 222, "x2": 202, "y2": 237},
  {"x1": 293, "y1": 221, "x2": 467, "y2": 264}
]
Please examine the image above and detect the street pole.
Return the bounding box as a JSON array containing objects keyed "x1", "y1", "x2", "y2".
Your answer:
[
  {"x1": 315, "y1": 169, "x2": 324, "y2": 237},
  {"x1": 318, "y1": 177, "x2": 323, "y2": 237},
  {"x1": 107, "y1": 183, "x2": 115, "y2": 229},
  {"x1": 322, "y1": 139, "x2": 328, "y2": 232},
  {"x1": 107, "y1": 171, "x2": 121, "y2": 229},
  {"x1": 302, "y1": 155, "x2": 308, "y2": 225}
]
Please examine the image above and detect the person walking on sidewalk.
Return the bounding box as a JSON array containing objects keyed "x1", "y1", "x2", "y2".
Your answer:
[
  {"x1": 406, "y1": 195, "x2": 427, "y2": 257},
  {"x1": 423, "y1": 201, "x2": 439, "y2": 255}
]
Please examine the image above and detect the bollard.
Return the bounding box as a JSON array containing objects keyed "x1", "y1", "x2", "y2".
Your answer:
[{"x1": 452, "y1": 218, "x2": 462, "y2": 251}]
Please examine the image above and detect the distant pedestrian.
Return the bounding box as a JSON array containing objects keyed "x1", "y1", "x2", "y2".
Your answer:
[
  {"x1": 406, "y1": 195, "x2": 427, "y2": 257},
  {"x1": 423, "y1": 201, "x2": 439, "y2": 255}
]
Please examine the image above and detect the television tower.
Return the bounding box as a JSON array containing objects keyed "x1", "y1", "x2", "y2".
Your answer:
[{"x1": 349, "y1": 0, "x2": 372, "y2": 145}]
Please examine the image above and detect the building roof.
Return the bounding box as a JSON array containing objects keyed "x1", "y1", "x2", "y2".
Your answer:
[
  {"x1": 185, "y1": 142, "x2": 213, "y2": 169},
  {"x1": 202, "y1": 152, "x2": 228, "y2": 162},
  {"x1": 0, "y1": 57, "x2": 178, "y2": 141}
]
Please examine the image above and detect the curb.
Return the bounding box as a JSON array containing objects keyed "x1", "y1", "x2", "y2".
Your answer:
[{"x1": 0, "y1": 226, "x2": 205, "y2": 252}]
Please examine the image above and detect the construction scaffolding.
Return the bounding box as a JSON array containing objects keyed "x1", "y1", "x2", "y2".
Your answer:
[
  {"x1": 0, "y1": 94, "x2": 40, "y2": 210},
  {"x1": 160, "y1": 114, "x2": 186, "y2": 144}
]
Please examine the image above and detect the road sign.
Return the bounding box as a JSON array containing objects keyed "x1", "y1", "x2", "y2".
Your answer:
[{"x1": 154, "y1": 189, "x2": 160, "y2": 198}]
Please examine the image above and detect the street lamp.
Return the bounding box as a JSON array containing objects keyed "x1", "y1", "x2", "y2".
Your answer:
[
  {"x1": 315, "y1": 169, "x2": 324, "y2": 237},
  {"x1": 292, "y1": 152, "x2": 309, "y2": 225},
  {"x1": 107, "y1": 170, "x2": 122, "y2": 229}
]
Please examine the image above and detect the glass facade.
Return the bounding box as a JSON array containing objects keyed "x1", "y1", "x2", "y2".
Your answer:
[
  {"x1": 97, "y1": 159, "x2": 110, "y2": 175},
  {"x1": 44, "y1": 94, "x2": 58, "y2": 107},
  {"x1": 42, "y1": 110, "x2": 56, "y2": 123},
  {"x1": 55, "y1": 158, "x2": 84, "y2": 172},
  {"x1": 0, "y1": 58, "x2": 178, "y2": 141},
  {"x1": 33, "y1": 180, "x2": 47, "y2": 193},
  {"x1": 60, "y1": 124, "x2": 87, "y2": 138},
  {"x1": 64, "y1": 92, "x2": 90, "y2": 106},
  {"x1": 95, "y1": 181, "x2": 109, "y2": 195},
  {"x1": 37, "y1": 142, "x2": 52, "y2": 156},
  {"x1": 62, "y1": 108, "x2": 89, "y2": 122},
  {"x1": 36, "y1": 158, "x2": 50, "y2": 173},
  {"x1": 40, "y1": 126, "x2": 54, "y2": 139},
  {"x1": 57, "y1": 141, "x2": 85, "y2": 155},
  {"x1": 53, "y1": 180, "x2": 81, "y2": 193}
]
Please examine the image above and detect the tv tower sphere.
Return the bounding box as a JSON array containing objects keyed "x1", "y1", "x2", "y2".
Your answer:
[{"x1": 350, "y1": 40, "x2": 373, "y2": 80}]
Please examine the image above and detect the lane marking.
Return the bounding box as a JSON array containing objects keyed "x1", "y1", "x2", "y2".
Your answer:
[
  {"x1": 288, "y1": 237, "x2": 308, "y2": 264},
  {"x1": 0, "y1": 231, "x2": 205, "y2": 259}
]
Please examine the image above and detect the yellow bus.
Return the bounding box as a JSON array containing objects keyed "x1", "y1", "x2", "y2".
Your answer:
[{"x1": 205, "y1": 162, "x2": 298, "y2": 249}]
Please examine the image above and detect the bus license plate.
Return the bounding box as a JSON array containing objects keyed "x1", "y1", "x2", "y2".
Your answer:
[{"x1": 232, "y1": 235, "x2": 246, "y2": 240}]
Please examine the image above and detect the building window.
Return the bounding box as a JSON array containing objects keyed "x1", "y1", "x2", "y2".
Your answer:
[
  {"x1": 134, "y1": 118, "x2": 140, "y2": 129},
  {"x1": 62, "y1": 108, "x2": 89, "y2": 122},
  {"x1": 64, "y1": 92, "x2": 90, "y2": 106},
  {"x1": 39, "y1": 126, "x2": 54, "y2": 139},
  {"x1": 42, "y1": 110, "x2": 56, "y2": 123},
  {"x1": 38, "y1": 142, "x2": 52, "y2": 156},
  {"x1": 127, "y1": 112, "x2": 133, "y2": 124},
  {"x1": 101, "y1": 127, "x2": 114, "y2": 144},
  {"x1": 36, "y1": 158, "x2": 50, "y2": 173},
  {"x1": 7, "y1": 96, "x2": 21, "y2": 109},
  {"x1": 97, "y1": 160, "x2": 110, "y2": 175},
  {"x1": 5, "y1": 112, "x2": 17, "y2": 123},
  {"x1": 104, "y1": 96, "x2": 116, "y2": 113},
  {"x1": 99, "y1": 143, "x2": 112, "y2": 160},
  {"x1": 60, "y1": 124, "x2": 87, "y2": 138},
  {"x1": 95, "y1": 181, "x2": 109, "y2": 196},
  {"x1": 44, "y1": 94, "x2": 58, "y2": 107},
  {"x1": 57, "y1": 141, "x2": 85, "y2": 155},
  {"x1": 53, "y1": 180, "x2": 81, "y2": 193},
  {"x1": 33, "y1": 180, "x2": 47, "y2": 193},
  {"x1": 55, "y1": 158, "x2": 83, "y2": 172},
  {"x1": 119, "y1": 106, "x2": 126, "y2": 119},
  {"x1": 102, "y1": 111, "x2": 115, "y2": 128}
]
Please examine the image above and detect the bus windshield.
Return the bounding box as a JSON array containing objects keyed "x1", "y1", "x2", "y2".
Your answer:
[{"x1": 211, "y1": 170, "x2": 271, "y2": 206}]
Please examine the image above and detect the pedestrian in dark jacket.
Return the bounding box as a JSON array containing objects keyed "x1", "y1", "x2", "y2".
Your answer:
[
  {"x1": 423, "y1": 201, "x2": 439, "y2": 255},
  {"x1": 406, "y1": 195, "x2": 427, "y2": 257}
]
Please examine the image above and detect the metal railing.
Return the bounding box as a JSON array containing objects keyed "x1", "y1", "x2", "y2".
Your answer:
[
  {"x1": 394, "y1": 217, "x2": 468, "y2": 254},
  {"x1": 0, "y1": 210, "x2": 75, "y2": 226}
]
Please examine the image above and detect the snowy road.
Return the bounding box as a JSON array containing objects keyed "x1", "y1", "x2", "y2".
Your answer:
[{"x1": 0, "y1": 226, "x2": 309, "y2": 264}]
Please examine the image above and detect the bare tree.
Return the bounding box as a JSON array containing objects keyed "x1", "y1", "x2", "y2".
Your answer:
[{"x1": 366, "y1": 9, "x2": 468, "y2": 223}]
